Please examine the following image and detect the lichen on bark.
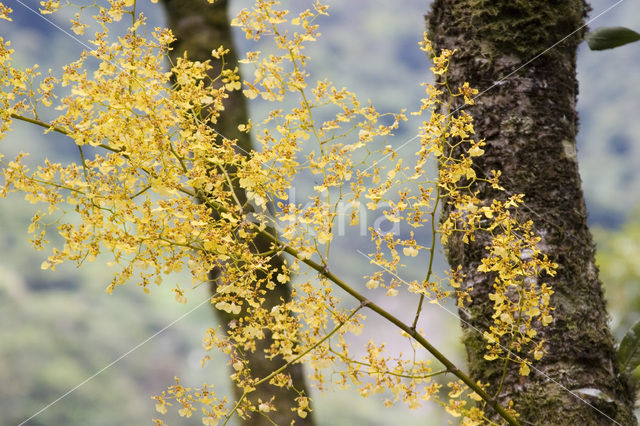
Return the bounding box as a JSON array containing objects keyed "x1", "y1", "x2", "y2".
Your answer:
[
  {"x1": 427, "y1": 0, "x2": 636, "y2": 424},
  {"x1": 449, "y1": 0, "x2": 586, "y2": 59}
]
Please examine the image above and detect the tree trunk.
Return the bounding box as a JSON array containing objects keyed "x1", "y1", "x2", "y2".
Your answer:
[
  {"x1": 427, "y1": 1, "x2": 636, "y2": 424},
  {"x1": 160, "y1": 1, "x2": 314, "y2": 424}
]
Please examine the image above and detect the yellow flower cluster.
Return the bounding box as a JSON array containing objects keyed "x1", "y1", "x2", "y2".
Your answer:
[{"x1": 0, "y1": 1, "x2": 554, "y2": 424}]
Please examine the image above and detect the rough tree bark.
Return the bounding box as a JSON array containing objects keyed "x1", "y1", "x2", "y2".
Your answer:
[
  {"x1": 160, "y1": 1, "x2": 314, "y2": 424},
  {"x1": 427, "y1": 1, "x2": 636, "y2": 424}
]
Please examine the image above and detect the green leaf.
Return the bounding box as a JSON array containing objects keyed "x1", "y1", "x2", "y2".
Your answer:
[
  {"x1": 587, "y1": 26, "x2": 640, "y2": 51},
  {"x1": 618, "y1": 319, "x2": 640, "y2": 374}
]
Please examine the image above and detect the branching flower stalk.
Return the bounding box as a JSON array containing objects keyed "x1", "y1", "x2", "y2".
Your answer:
[{"x1": 0, "y1": 1, "x2": 558, "y2": 425}]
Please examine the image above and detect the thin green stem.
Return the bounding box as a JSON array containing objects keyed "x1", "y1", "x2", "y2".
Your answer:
[
  {"x1": 411, "y1": 183, "x2": 441, "y2": 330},
  {"x1": 10, "y1": 113, "x2": 122, "y2": 153},
  {"x1": 217, "y1": 165, "x2": 244, "y2": 211},
  {"x1": 77, "y1": 145, "x2": 90, "y2": 182},
  {"x1": 328, "y1": 347, "x2": 448, "y2": 380}
]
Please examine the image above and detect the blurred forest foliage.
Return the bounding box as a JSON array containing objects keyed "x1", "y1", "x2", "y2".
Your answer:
[{"x1": 1, "y1": 0, "x2": 639, "y2": 424}]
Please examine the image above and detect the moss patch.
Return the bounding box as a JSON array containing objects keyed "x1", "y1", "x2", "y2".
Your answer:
[{"x1": 450, "y1": 0, "x2": 586, "y2": 59}]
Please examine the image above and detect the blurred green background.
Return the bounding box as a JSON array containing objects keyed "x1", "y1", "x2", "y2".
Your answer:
[{"x1": 1, "y1": 0, "x2": 639, "y2": 424}]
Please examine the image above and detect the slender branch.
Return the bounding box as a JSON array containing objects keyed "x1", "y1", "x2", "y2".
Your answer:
[
  {"x1": 10, "y1": 113, "x2": 122, "y2": 153},
  {"x1": 77, "y1": 145, "x2": 89, "y2": 182},
  {"x1": 328, "y1": 347, "x2": 449, "y2": 380},
  {"x1": 218, "y1": 164, "x2": 244, "y2": 211},
  {"x1": 411, "y1": 183, "x2": 441, "y2": 330},
  {"x1": 168, "y1": 140, "x2": 188, "y2": 174}
]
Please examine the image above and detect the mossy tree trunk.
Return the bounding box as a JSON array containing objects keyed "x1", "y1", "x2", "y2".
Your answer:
[
  {"x1": 427, "y1": 1, "x2": 636, "y2": 424},
  {"x1": 160, "y1": 1, "x2": 314, "y2": 424}
]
